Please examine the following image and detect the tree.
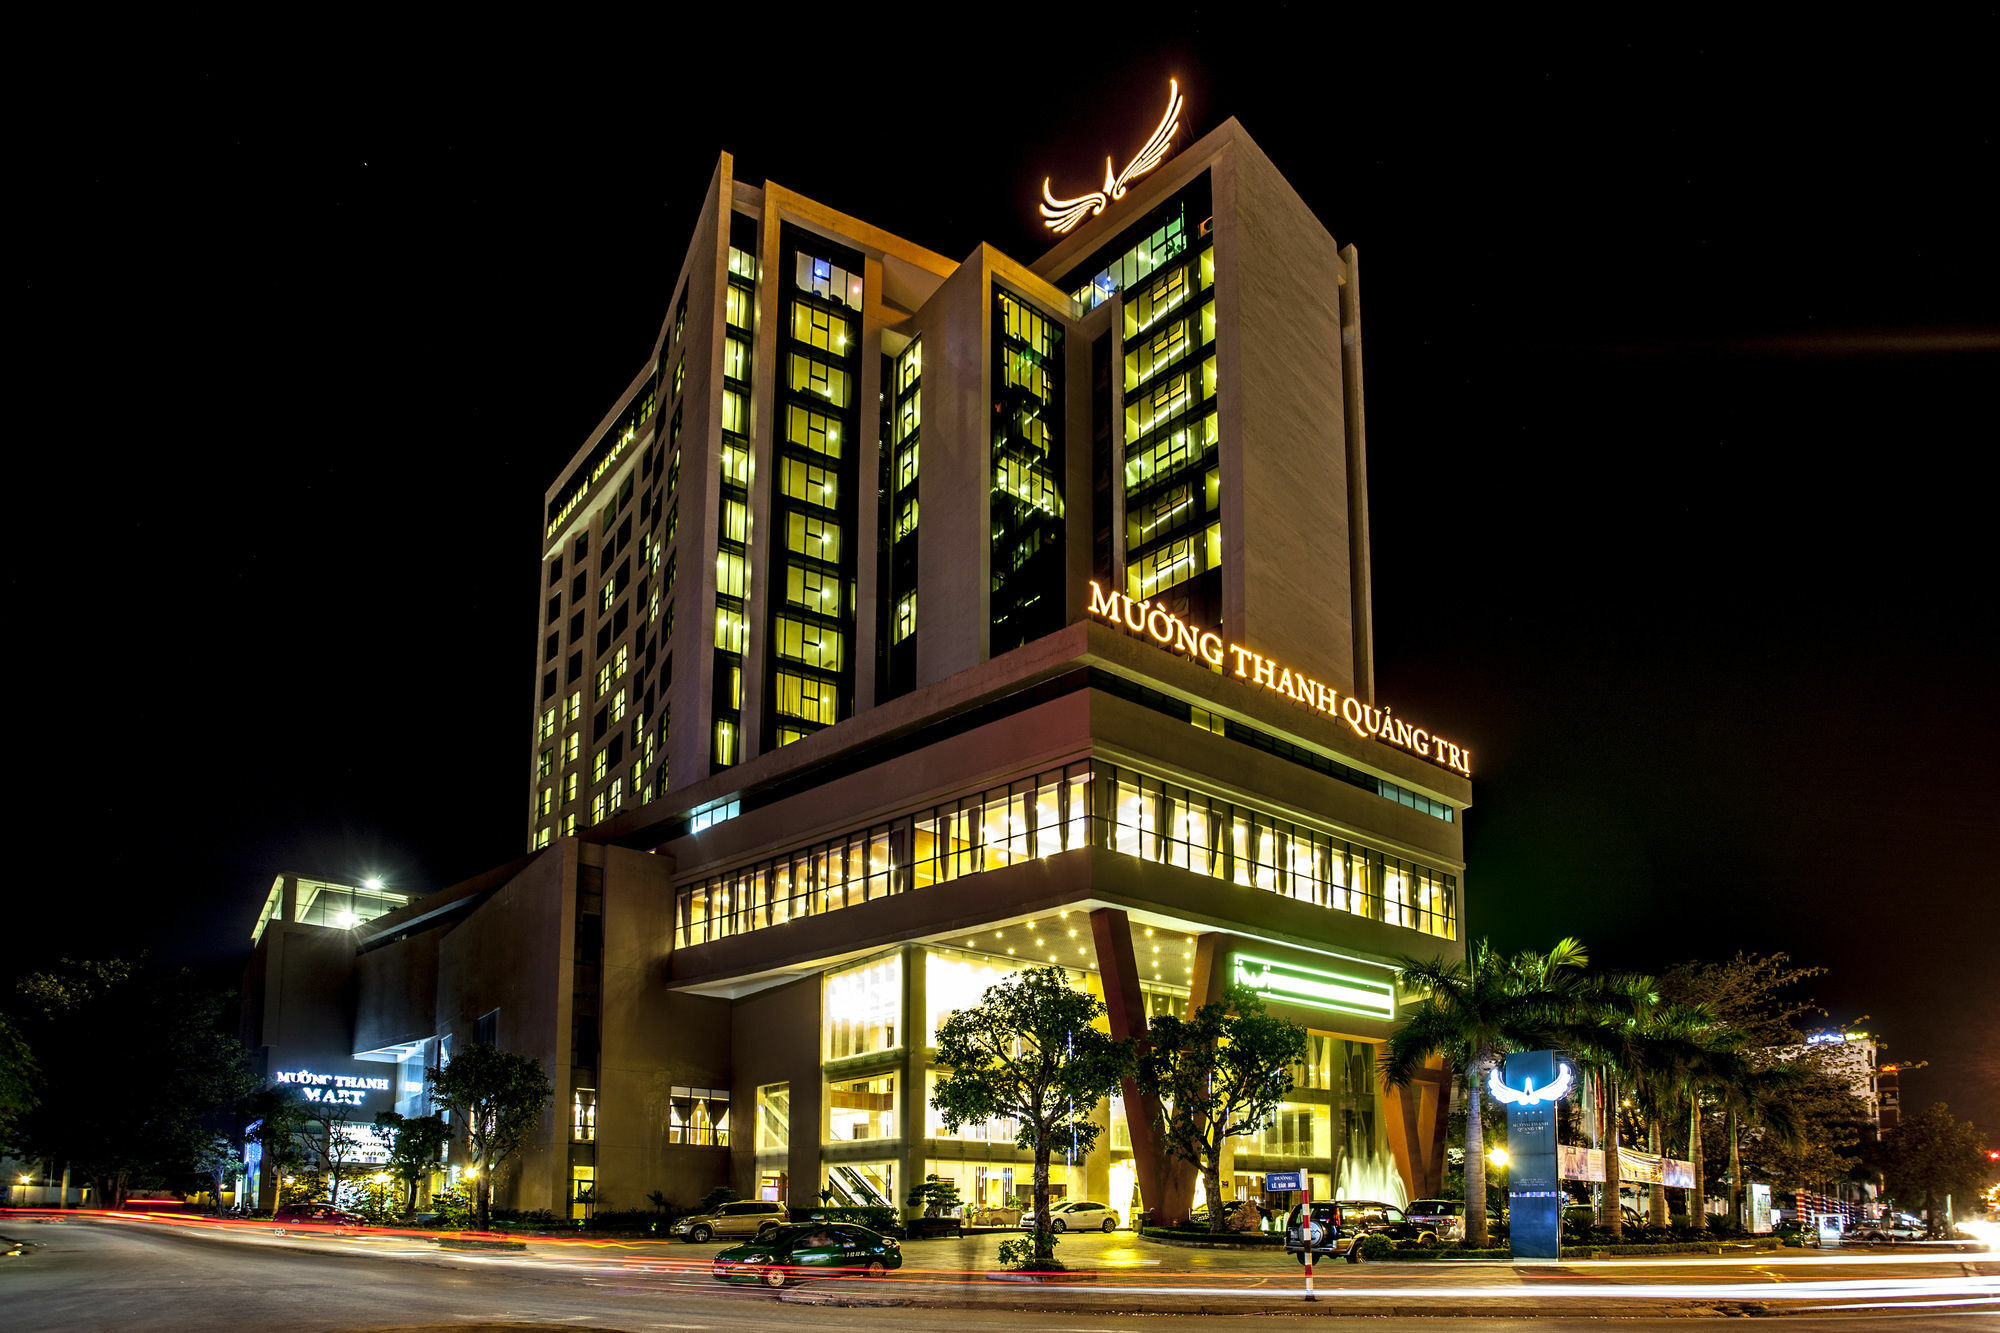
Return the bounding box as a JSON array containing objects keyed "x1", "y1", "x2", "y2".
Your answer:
[
  {"x1": 930, "y1": 967, "x2": 1133, "y2": 1264},
  {"x1": 12, "y1": 957, "x2": 259, "y2": 1207},
  {"x1": 427, "y1": 1044, "x2": 554, "y2": 1231},
  {"x1": 241, "y1": 1085, "x2": 313, "y2": 1215},
  {"x1": 1877, "y1": 1103, "x2": 1988, "y2": 1233},
  {"x1": 1381, "y1": 938, "x2": 1593, "y2": 1247},
  {"x1": 0, "y1": 1014, "x2": 37, "y2": 1153},
  {"x1": 375, "y1": 1111, "x2": 449, "y2": 1215},
  {"x1": 1140, "y1": 987, "x2": 1306, "y2": 1233}
]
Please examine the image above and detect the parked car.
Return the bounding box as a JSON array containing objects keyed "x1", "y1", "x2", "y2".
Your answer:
[
  {"x1": 271, "y1": 1203, "x2": 364, "y2": 1232},
  {"x1": 1562, "y1": 1202, "x2": 1642, "y2": 1230},
  {"x1": 1856, "y1": 1213, "x2": 1927, "y2": 1243},
  {"x1": 1017, "y1": 1200, "x2": 1121, "y2": 1232},
  {"x1": 1339, "y1": 1199, "x2": 1440, "y2": 1251},
  {"x1": 711, "y1": 1222, "x2": 902, "y2": 1289},
  {"x1": 968, "y1": 1204, "x2": 1023, "y2": 1226},
  {"x1": 1283, "y1": 1200, "x2": 1348, "y2": 1263},
  {"x1": 1404, "y1": 1199, "x2": 1464, "y2": 1242},
  {"x1": 672, "y1": 1199, "x2": 787, "y2": 1243}
]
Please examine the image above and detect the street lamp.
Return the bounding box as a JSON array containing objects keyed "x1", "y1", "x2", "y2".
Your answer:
[{"x1": 1486, "y1": 1148, "x2": 1510, "y2": 1168}]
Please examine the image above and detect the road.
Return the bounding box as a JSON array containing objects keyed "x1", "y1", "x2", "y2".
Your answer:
[{"x1": 2, "y1": 1214, "x2": 1995, "y2": 1332}]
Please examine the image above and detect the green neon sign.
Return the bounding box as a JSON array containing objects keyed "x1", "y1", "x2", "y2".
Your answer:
[{"x1": 1232, "y1": 953, "x2": 1396, "y2": 1020}]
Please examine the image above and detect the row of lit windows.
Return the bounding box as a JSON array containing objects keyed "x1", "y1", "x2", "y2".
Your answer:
[
  {"x1": 1128, "y1": 520, "x2": 1222, "y2": 600},
  {"x1": 674, "y1": 760, "x2": 1457, "y2": 947}
]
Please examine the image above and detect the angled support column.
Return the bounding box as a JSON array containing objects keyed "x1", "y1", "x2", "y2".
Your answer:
[{"x1": 1089, "y1": 907, "x2": 1195, "y2": 1224}]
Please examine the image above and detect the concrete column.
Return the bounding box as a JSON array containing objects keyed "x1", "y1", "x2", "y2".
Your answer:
[
  {"x1": 897, "y1": 943, "x2": 927, "y2": 1219},
  {"x1": 1089, "y1": 907, "x2": 1194, "y2": 1224}
]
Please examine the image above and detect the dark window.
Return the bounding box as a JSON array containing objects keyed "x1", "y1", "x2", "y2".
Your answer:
[
  {"x1": 615, "y1": 514, "x2": 633, "y2": 552},
  {"x1": 541, "y1": 670, "x2": 557, "y2": 700},
  {"x1": 617, "y1": 474, "x2": 634, "y2": 514},
  {"x1": 608, "y1": 735, "x2": 624, "y2": 764},
  {"x1": 592, "y1": 707, "x2": 607, "y2": 741},
  {"x1": 569, "y1": 610, "x2": 585, "y2": 643},
  {"x1": 572, "y1": 533, "x2": 589, "y2": 562},
  {"x1": 612, "y1": 602, "x2": 629, "y2": 635},
  {"x1": 548, "y1": 558, "x2": 564, "y2": 587},
  {"x1": 599, "y1": 542, "x2": 614, "y2": 575},
  {"x1": 596, "y1": 624, "x2": 612, "y2": 655},
  {"x1": 566, "y1": 651, "x2": 583, "y2": 683},
  {"x1": 475, "y1": 1008, "x2": 499, "y2": 1046},
  {"x1": 547, "y1": 595, "x2": 562, "y2": 624},
  {"x1": 545, "y1": 633, "x2": 559, "y2": 662},
  {"x1": 571, "y1": 573, "x2": 586, "y2": 602}
]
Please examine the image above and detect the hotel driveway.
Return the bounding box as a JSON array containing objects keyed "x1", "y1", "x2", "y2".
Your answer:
[{"x1": 4, "y1": 1212, "x2": 1995, "y2": 1330}]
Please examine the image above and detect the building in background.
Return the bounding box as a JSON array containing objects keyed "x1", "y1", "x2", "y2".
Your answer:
[{"x1": 256, "y1": 111, "x2": 1473, "y2": 1223}]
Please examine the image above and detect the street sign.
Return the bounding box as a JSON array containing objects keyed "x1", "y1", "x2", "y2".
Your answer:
[{"x1": 1265, "y1": 1170, "x2": 1304, "y2": 1192}]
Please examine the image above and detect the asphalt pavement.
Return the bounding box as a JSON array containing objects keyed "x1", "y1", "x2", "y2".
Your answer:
[{"x1": 2, "y1": 1213, "x2": 1995, "y2": 1332}]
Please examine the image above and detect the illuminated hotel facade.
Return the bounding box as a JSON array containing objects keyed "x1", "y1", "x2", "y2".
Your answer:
[{"x1": 247, "y1": 112, "x2": 1470, "y2": 1223}]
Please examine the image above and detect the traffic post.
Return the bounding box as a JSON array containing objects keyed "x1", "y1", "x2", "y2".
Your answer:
[{"x1": 1266, "y1": 1170, "x2": 1311, "y2": 1302}]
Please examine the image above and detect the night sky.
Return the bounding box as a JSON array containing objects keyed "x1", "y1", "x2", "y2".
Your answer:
[{"x1": 15, "y1": 17, "x2": 1997, "y2": 1133}]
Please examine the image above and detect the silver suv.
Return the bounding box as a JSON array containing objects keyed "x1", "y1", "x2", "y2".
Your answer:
[{"x1": 672, "y1": 1200, "x2": 786, "y2": 1243}]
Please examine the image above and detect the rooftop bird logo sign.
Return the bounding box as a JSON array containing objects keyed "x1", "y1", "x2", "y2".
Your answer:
[
  {"x1": 1040, "y1": 79, "x2": 1185, "y2": 234},
  {"x1": 1488, "y1": 1062, "x2": 1574, "y2": 1106}
]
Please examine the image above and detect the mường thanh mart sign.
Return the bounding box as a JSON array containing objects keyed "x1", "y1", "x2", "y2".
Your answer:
[
  {"x1": 274, "y1": 1068, "x2": 391, "y2": 1106},
  {"x1": 1232, "y1": 953, "x2": 1397, "y2": 1021},
  {"x1": 1087, "y1": 581, "x2": 1472, "y2": 777}
]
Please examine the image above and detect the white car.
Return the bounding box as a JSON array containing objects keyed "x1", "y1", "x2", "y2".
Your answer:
[{"x1": 1017, "y1": 1200, "x2": 1121, "y2": 1232}]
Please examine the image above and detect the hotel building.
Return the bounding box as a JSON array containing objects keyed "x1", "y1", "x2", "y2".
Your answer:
[{"x1": 245, "y1": 112, "x2": 1469, "y2": 1223}]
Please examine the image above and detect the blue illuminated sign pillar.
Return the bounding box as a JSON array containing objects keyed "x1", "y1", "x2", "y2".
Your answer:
[{"x1": 1495, "y1": 1050, "x2": 1570, "y2": 1260}]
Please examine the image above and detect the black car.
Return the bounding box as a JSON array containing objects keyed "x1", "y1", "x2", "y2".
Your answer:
[
  {"x1": 1321, "y1": 1200, "x2": 1440, "y2": 1260},
  {"x1": 1283, "y1": 1201, "x2": 1348, "y2": 1264}
]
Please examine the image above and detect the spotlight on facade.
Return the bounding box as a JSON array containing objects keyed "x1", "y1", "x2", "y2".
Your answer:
[
  {"x1": 362, "y1": 877, "x2": 385, "y2": 891},
  {"x1": 1487, "y1": 1147, "x2": 1510, "y2": 1167}
]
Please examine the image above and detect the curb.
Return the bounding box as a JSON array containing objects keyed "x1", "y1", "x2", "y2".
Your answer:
[{"x1": 983, "y1": 1269, "x2": 1101, "y2": 1283}]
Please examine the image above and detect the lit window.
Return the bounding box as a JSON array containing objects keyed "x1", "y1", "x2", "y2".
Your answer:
[
  {"x1": 611, "y1": 689, "x2": 627, "y2": 723},
  {"x1": 591, "y1": 792, "x2": 607, "y2": 824},
  {"x1": 610, "y1": 778, "x2": 623, "y2": 808},
  {"x1": 721, "y1": 498, "x2": 748, "y2": 545},
  {"x1": 773, "y1": 670, "x2": 838, "y2": 725},
  {"x1": 539, "y1": 707, "x2": 556, "y2": 741},
  {"x1": 614, "y1": 645, "x2": 629, "y2": 678},
  {"x1": 535, "y1": 826, "x2": 551, "y2": 849},
  {"x1": 774, "y1": 617, "x2": 844, "y2": 671},
  {"x1": 596, "y1": 664, "x2": 612, "y2": 698},
  {"x1": 602, "y1": 581, "x2": 615, "y2": 612},
  {"x1": 721, "y1": 441, "x2": 749, "y2": 486},
  {"x1": 537, "y1": 748, "x2": 553, "y2": 778},
  {"x1": 723, "y1": 337, "x2": 750, "y2": 381},
  {"x1": 785, "y1": 406, "x2": 841, "y2": 458},
  {"x1": 721, "y1": 388, "x2": 748, "y2": 434},
  {"x1": 565, "y1": 773, "x2": 579, "y2": 801},
  {"x1": 785, "y1": 513, "x2": 841, "y2": 562},
  {"x1": 894, "y1": 594, "x2": 916, "y2": 643},
  {"x1": 716, "y1": 551, "x2": 747, "y2": 599},
  {"x1": 787, "y1": 353, "x2": 850, "y2": 407},
  {"x1": 714, "y1": 718, "x2": 738, "y2": 767},
  {"x1": 562, "y1": 813, "x2": 577, "y2": 836},
  {"x1": 564, "y1": 691, "x2": 583, "y2": 725},
  {"x1": 785, "y1": 563, "x2": 842, "y2": 612},
  {"x1": 593, "y1": 749, "x2": 608, "y2": 781},
  {"x1": 714, "y1": 605, "x2": 747, "y2": 654},
  {"x1": 789, "y1": 300, "x2": 850, "y2": 354},
  {"x1": 564, "y1": 732, "x2": 580, "y2": 764},
  {"x1": 781, "y1": 457, "x2": 838, "y2": 509},
  {"x1": 538, "y1": 787, "x2": 552, "y2": 816},
  {"x1": 725, "y1": 282, "x2": 752, "y2": 329}
]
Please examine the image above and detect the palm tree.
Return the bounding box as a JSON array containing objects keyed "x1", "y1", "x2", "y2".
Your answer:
[{"x1": 1382, "y1": 938, "x2": 1592, "y2": 1248}]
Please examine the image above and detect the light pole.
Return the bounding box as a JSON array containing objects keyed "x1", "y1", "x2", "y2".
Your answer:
[{"x1": 1487, "y1": 1147, "x2": 1511, "y2": 1231}]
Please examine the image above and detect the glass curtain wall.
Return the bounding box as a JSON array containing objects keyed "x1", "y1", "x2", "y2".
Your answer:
[
  {"x1": 882, "y1": 338, "x2": 921, "y2": 700},
  {"x1": 766, "y1": 228, "x2": 864, "y2": 752},
  {"x1": 714, "y1": 210, "x2": 759, "y2": 771},
  {"x1": 674, "y1": 760, "x2": 1459, "y2": 947},
  {"x1": 991, "y1": 288, "x2": 1065, "y2": 652}
]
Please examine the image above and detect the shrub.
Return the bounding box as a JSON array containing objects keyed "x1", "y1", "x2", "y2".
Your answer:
[
  {"x1": 582, "y1": 1209, "x2": 658, "y2": 1232},
  {"x1": 792, "y1": 1205, "x2": 897, "y2": 1234},
  {"x1": 429, "y1": 1189, "x2": 475, "y2": 1229},
  {"x1": 997, "y1": 1235, "x2": 1064, "y2": 1272},
  {"x1": 1357, "y1": 1232, "x2": 1394, "y2": 1260}
]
